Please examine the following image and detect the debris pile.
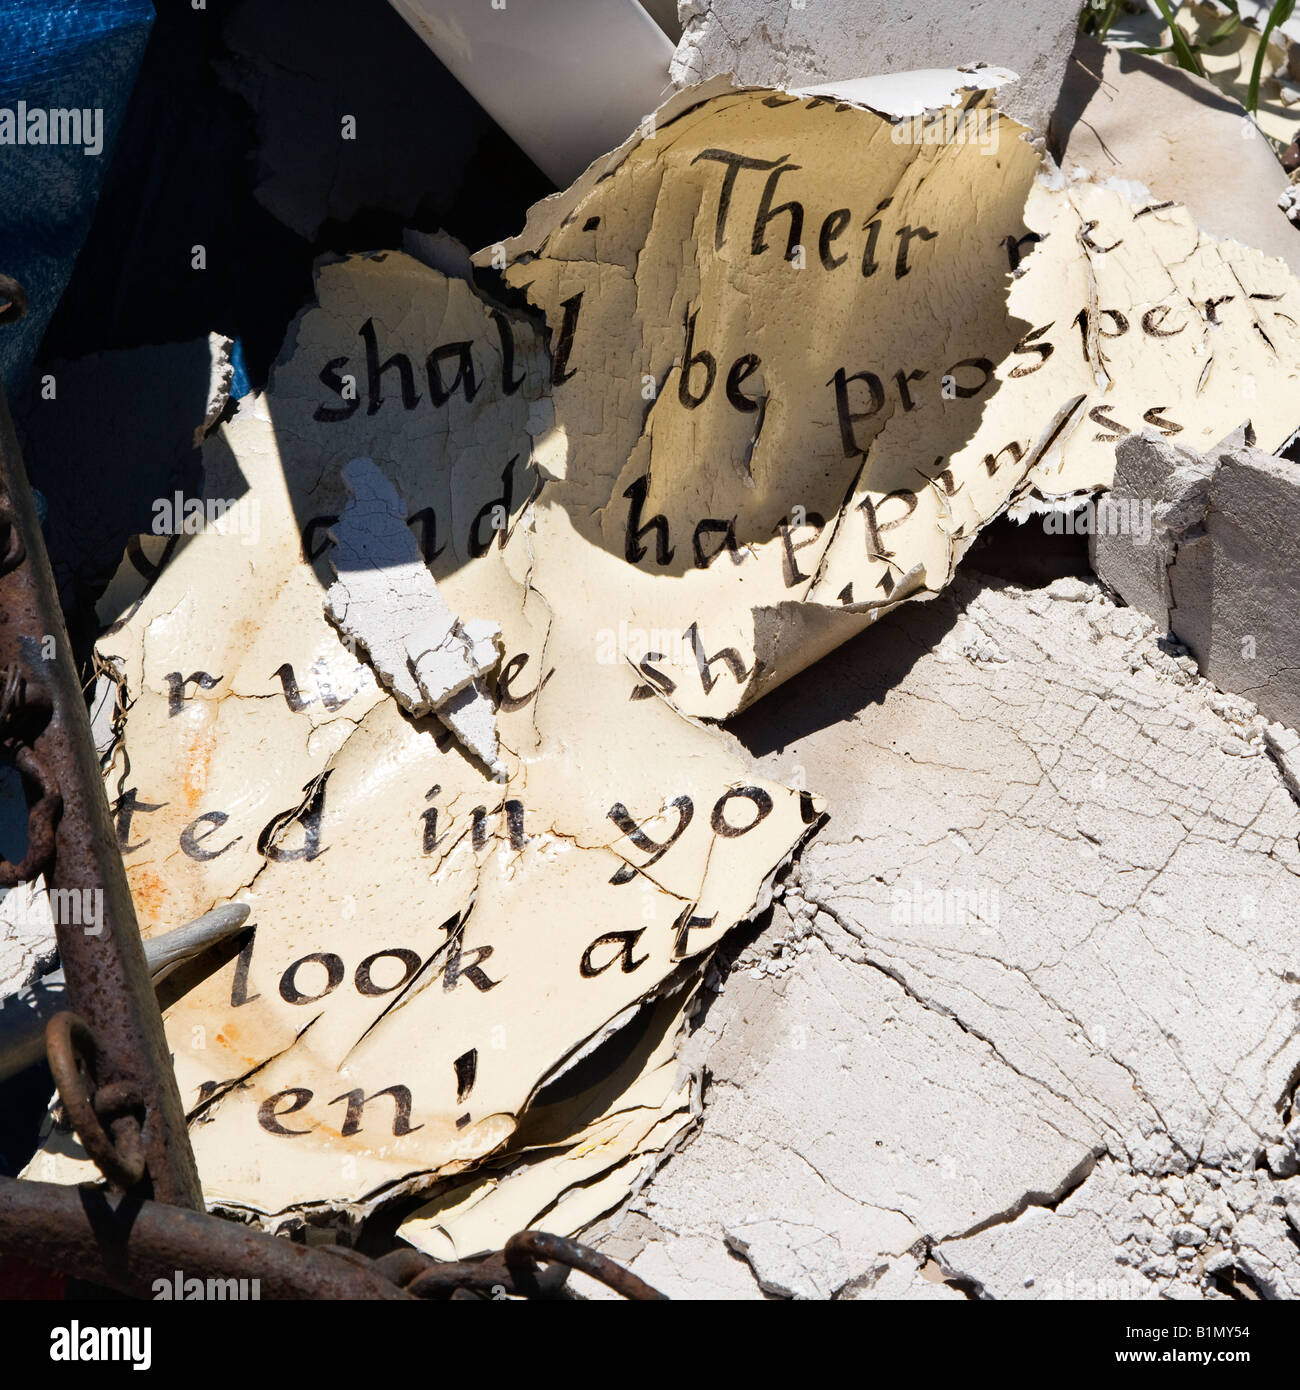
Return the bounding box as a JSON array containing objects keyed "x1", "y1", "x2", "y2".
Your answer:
[{"x1": 2, "y1": 0, "x2": 1300, "y2": 1307}]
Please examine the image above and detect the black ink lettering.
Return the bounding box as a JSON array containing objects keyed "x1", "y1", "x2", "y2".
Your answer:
[
  {"x1": 491, "y1": 308, "x2": 526, "y2": 395},
  {"x1": 354, "y1": 949, "x2": 422, "y2": 997},
  {"x1": 272, "y1": 662, "x2": 313, "y2": 713},
  {"x1": 421, "y1": 785, "x2": 446, "y2": 855},
  {"x1": 693, "y1": 518, "x2": 740, "y2": 568},
  {"x1": 818, "y1": 208, "x2": 851, "y2": 268},
  {"x1": 165, "y1": 670, "x2": 221, "y2": 716},
  {"x1": 495, "y1": 653, "x2": 554, "y2": 712},
  {"x1": 468, "y1": 458, "x2": 516, "y2": 558},
  {"x1": 361, "y1": 317, "x2": 420, "y2": 415},
  {"x1": 279, "y1": 951, "x2": 344, "y2": 1005},
  {"x1": 580, "y1": 929, "x2": 648, "y2": 978},
  {"x1": 685, "y1": 622, "x2": 749, "y2": 694},
  {"x1": 679, "y1": 309, "x2": 716, "y2": 408},
  {"x1": 258, "y1": 1087, "x2": 313, "y2": 1137},
  {"x1": 983, "y1": 440, "x2": 1025, "y2": 476},
  {"x1": 114, "y1": 787, "x2": 165, "y2": 853},
  {"x1": 1141, "y1": 305, "x2": 1184, "y2": 337},
  {"x1": 1088, "y1": 405, "x2": 1126, "y2": 442},
  {"x1": 672, "y1": 908, "x2": 718, "y2": 958},
  {"x1": 444, "y1": 940, "x2": 499, "y2": 993},
  {"x1": 329, "y1": 1084, "x2": 422, "y2": 1137},
  {"x1": 454, "y1": 1050, "x2": 477, "y2": 1102},
  {"x1": 300, "y1": 516, "x2": 337, "y2": 564},
  {"x1": 425, "y1": 341, "x2": 481, "y2": 406},
  {"x1": 895, "y1": 224, "x2": 938, "y2": 278},
  {"x1": 776, "y1": 510, "x2": 825, "y2": 586},
  {"x1": 550, "y1": 292, "x2": 583, "y2": 386},
  {"x1": 751, "y1": 161, "x2": 804, "y2": 260},
  {"x1": 829, "y1": 367, "x2": 885, "y2": 456},
  {"x1": 861, "y1": 216, "x2": 883, "y2": 277},
  {"x1": 1009, "y1": 323, "x2": 1054, "y2": 377},
  {"x1": 230, "y1": 929, "x2": 260, "y2": 1007},
  {"x1": 1002, "y1": 231, "x2": 1043, "y2": 272},
  {"x1": 505, "y1": 799, "x2": 527, "y2": 850},
  {"x1": 725, "y1": 354, "x2": 761, "y2": 411},
  {"x1": 623, "y1": 475, "x2": 674, "y2": 565},
  {"x1": 689, "y1": 149, "x2": 787, "y2": 249},
  {"x1": 945, "y1": 357, "x2": 994, "y2": 398},
  {"x1": 607, "y1": 795, "x2": 693, "y2": 883},
  {"x1": 894, "y1": 368, "x2": 927, "y2": 411},
  {"x1": 1141, "y1": 405, "x2": 1181, "y2": 436},
  {"x1": 314, "y1": 356, "x2": 360, "y2": 422},
  {"x1": 180, "y1": 811, "x2": 240, "y2": 861},
  {"x1": 710, "y1": 786, "x2": 773, "y2": 837},
  {"x1": 257, "y1": 772, "x2": 330, "y2": 863}
]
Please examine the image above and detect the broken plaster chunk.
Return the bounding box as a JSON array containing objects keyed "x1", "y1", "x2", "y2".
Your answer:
[
  {"x1": 670, "y1": 0, "x2": 1082, "y2": 137},
  {"x1": 325, "y1": 456, "x2": 503, "y2": 774},
  {"x1": 602, "y1": 569, "x2": 1300, "y2": 1301},
  {"x1": 1095, "y1": 430, "x2": 1300, "y2": 731}
]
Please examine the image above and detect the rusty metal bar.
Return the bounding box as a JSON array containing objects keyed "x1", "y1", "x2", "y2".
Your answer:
[
  {"x1": 0, "y1": 1179, "x2": 666, "y2": 1300},
  {"x1": 0, "y1": 381, "x2": 202, "y2": 1209},
  {"x1": 0, "y1": 1178, "x2": 412, "y2": 1300}
]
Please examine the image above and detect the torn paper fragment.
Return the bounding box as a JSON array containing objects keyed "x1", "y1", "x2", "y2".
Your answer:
[
  {"x1": 326, "y1": 456, "x2": 504, "y2": 774},
  {"x1": 481, "y1": 78, "x2": 1300, "y2": 721},
  {"x1": 46, "y1": 72, "x2": 1300, "y2": 1254},
  {"x1": 39, "y1": 248, "x2": 816, "y2": 1251}
]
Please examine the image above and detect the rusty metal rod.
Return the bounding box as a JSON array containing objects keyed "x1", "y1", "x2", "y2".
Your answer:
[
  {"x1": 0, "y1": 387, "x2": 202, "y2": 1209},
  {"x1": 0, "y1": 1177, "x2": 413, "y2": 1300}
]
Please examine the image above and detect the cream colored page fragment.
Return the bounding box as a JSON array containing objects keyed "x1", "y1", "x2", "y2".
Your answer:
[
  {"x1": 30, "y1": 253, "x2": 812, "y2": 1247},
  {"x1": 501, "y1": 85, "x2": 1300, "y2": 721}
]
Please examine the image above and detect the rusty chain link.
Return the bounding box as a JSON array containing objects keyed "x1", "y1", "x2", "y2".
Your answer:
[{"x1": 44, "y1": 1012, "x2": 146, "y2": 1191}]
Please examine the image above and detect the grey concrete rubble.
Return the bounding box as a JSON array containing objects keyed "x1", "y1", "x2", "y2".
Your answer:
[
  {"x1": 671, "y1": 0, "x2": 1084, "y2": 136},
  {"x1": 0, "y1": 879, "x2": 54, "y2": 1001},
  {"x1": 1094, "y1": 431, "x2": 1300, "y2": 732},
  {"x1": 586, "y1": 571, "x2": 1300, "y2": 1299},
  {"x1": 1055, "y1": 32, "x2": 1300, "y2": 276}
]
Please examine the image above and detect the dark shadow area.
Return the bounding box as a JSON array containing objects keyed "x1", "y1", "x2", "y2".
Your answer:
[
  {"x1": 731, "y1": 586, "x2": 967, "y2": 758},
  {"x1": 963, "y1": 509, "x2": 1092, "y2": 585},
  {"x1": 732, "y1": 519, "x2": 1092, "y2": 757},
  {"x1": 11, "y1": 0, "x2": 552, "y2": 637}
]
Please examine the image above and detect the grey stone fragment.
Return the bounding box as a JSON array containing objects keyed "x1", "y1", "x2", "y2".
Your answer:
[
  {"x1": 1055, "y1": 33, "x2": 1300, "y2": 276},
  {"x1": 671, "y1": 0, "x2": 1081, "y2": 137},
  {"x1": 1093, "y1": 431, "x2": 1300, "y2": 731}
]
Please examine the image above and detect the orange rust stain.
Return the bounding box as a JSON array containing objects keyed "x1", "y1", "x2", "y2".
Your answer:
[
  {"x1": 126, "y1": 865, "x2": 170, "y2": 924},
  {"x1": 182, "y1": 725, "x2": 217, "y2": 811}
]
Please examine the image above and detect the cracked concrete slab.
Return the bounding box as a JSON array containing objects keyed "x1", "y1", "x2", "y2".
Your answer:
[{"x1": 587, "y1": 566, "x2": 1300, "y2": 1299}]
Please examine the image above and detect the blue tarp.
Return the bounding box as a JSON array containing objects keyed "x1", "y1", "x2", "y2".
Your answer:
[{"x1": 0, "y1": 0, "x2": 153, "y2": 390}]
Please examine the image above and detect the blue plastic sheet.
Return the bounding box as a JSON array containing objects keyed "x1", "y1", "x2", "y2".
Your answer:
[{"x1": 0, "y1": 0, "x2": 153, "y2": 389}]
